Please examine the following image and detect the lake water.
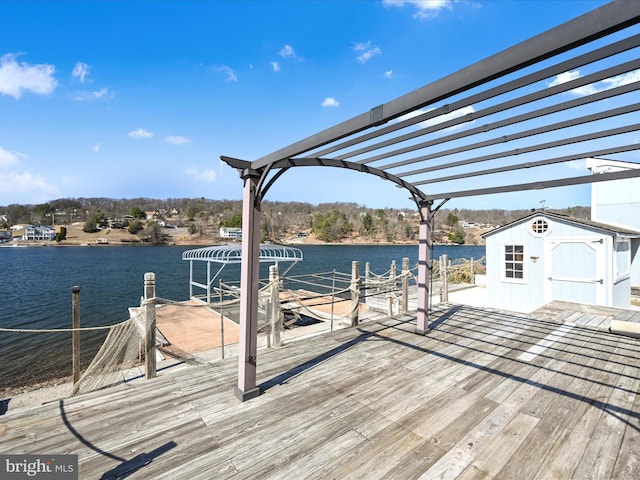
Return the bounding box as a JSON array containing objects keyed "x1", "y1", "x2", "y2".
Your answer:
[{"x1": 0, "y1": 243, "x2": 484, "y2": 390}]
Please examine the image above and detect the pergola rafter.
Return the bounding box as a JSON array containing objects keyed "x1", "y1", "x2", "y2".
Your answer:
[{"x1": 221, "y1": 0, "x2": 640, "y2": 401}]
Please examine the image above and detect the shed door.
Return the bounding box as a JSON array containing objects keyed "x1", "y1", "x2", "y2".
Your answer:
[{"x1": 544, "y1": 238, "x2": 606, "y2": 306}]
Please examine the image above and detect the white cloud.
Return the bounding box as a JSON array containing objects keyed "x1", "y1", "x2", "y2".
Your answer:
[
  {"x1": 384, "y1": 69, "x2": 394, "y2": 79},
  {"x1": 353, "y1": 41, "x2": 382, "y2": 64},
  {"x1": 186, "y1": 166, "x2": 217, "y2": 183},
  {"x1": 215, "y1": 65, "x2": 237, "y2": 82},
  {"x1": 0, "y1": 170, "x2": 59, "y2": 202},
  {"x1": 0, "y1": 53, "x2": 57, "y2": 99},
  {"x1": 548, "y1": 70, "x2": 595, "y2": 95},
  {"x1": 399, "y1": 105, "x2": 476, "y2": 131},
  {"x1": 548, "y1": 70, "x2": 581, "y2": 86},
  {"x1": 165, "y1": 135, "x2": 191, "y2": 145},
  {"x1": 383, "y1": 0, "x2": 452, "y2": 19},
  {"x1": 322, "y1": 97, "x2": 340, "y2": 108},
  {"x1": 128, "y1": 128, "x2": 154, "y2": 139},
  {"x1": 279, "y1": 45, "x2": 297, "y2": 58},
  {"x1": 0, "y1": 145, "x2": 21, "y2": 168},
  {"x1": 73, "y1": 87, "x2": 114, "y2": 102},
  {"x1": 0, "y1": 165, "x2": 60, "y2": 203},
  {"x1": 271, "y1": 61, "x2": 280, "y2": 73},
  {"x1": 72, "y1": 62, "x2": 90, "y2": 82},
  {"x1": 566, "y1": 159, "x2": 587, "y2": 171},
  {"x1": 600, "y1": 69, "x2": 640, "y2": 90},
  {"x1": 549, "y1": 69, "x2": 640, "y2": 96},
  {"x1": 93, "y1": 143, "x2": 101, "y2": 153},
  {"x1": 0, "y1": 145, "x2": 59, "y2": 202}
]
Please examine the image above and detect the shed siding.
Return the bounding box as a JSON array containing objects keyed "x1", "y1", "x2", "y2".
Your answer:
[
  {"x1": 631, "y1": 239, "x2": 640, "y2": 288},
  {"x1": 613, "y1": 276, "x2": 631, "y2": 306},
  {"x1": 486, "y1": 217, "x2": 544, "y2": 313},
  {"x1": 486, "y1": 215, "x2": 620, "y2": 312}
]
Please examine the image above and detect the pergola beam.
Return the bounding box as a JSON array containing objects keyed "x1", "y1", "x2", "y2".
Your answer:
[
  {"x1": 422, "y1": 167, "x2": 640, "y2": 202},
  {"x1": 324, "y1": 33, "x2": 640, "y2": 162},
  {"x1": 251, "y1": 0, "x2": 639, "y2": 170}
]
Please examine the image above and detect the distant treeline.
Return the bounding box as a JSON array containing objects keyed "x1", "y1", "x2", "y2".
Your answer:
[{"x1": 1, "y1": 197, "x2": 590, "y2": 243}]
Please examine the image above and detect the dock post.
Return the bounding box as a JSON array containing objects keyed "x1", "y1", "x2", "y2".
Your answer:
[
  {"x1": 470, "y1": 257, "x2": 475, "y2": 284},
  {"x1": 330, "y1": 269, "x2": 336, "y2": 332},
  {"x1": 269, "y1": 265, "x2": 282, "y2": 347},
  {"x1": 401, "y1": 257, "x2": 409, "y2": 313},
  {"x1": 219, "y1": 279, "x2": 225, "y2": 360},
  {"x1": 72, "y1": 286, "x2": 81, "y2": 385},
  {"x1": 144, "y1": 272, "x2": 157, "y2": 379},
  {"x1": 440, "y1": 254, "x2": 449, "y2": 303},
  {"x1": 365, "y1": 262, "x2": 370, "y2": 292},
  {"x1": 351, "y1": 261, "x2": 360, "y2": 327},
  {"x1": 390, "y1": 260, "x2": 396, "y2": 284},
  {"x1": 389, "y1": 260, "x2": 397, "y2": 315}
]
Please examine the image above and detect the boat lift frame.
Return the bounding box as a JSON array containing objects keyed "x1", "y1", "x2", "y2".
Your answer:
[{"x1": 182, "y1": 244, "x2": 303, "y2": 303}]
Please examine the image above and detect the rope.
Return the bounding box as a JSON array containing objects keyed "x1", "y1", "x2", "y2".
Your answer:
[{"x1": 0, "y1": 315, "x2": 139, "y2": 333}]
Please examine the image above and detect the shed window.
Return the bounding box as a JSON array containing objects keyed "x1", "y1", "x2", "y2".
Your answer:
[
  {"x1": 504, "y1": 244, "x2": 525, "y2": 280},
  {"x1": 530, "y1": 219, "x2": 549, "y2": 236}
]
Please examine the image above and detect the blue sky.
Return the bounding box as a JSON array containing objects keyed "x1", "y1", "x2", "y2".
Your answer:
[{"x1": 0, "y1": 0, "x2": 621, "y2": 210}]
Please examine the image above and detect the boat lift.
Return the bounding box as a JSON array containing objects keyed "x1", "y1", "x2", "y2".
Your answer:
[{"x1": 182, "y1": 244, "x2": 303, "y2": 303}]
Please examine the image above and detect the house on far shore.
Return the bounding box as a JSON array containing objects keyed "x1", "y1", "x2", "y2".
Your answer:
[
  {"x1": 22, "y1": 225, "x2": 56, "y2": 241},
  {"x1": 481, "y1": 158, "x2": 640, "y2": 313},
  {"x1": 220, "y1": 226, "x2": 242, "y2": 239}
]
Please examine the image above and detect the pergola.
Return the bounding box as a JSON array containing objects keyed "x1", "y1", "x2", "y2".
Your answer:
[{"x1": 222, "y1": 0, "x2": 640, "y2": 401}]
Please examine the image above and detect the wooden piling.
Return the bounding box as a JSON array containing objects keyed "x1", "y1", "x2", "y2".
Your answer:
[
  {"x1": 72, "y1": 286, "x2": 81, "y2": 385},
  {"x1": 351, "y1": 261, "x2": 360, "y2": 327},
  {"x1": 401, "y1": 257, "x2": 409, "y2": 313},
  {"x1": 330, "y1": 269, "x2": 336, "y2": 332},
  {"x1": 144, "y1": 272, "x2": 156, "y2": 379},
  {"x1": 219, "y1": 279, "x2": 225, "y2": 359},
  {"x1": 269, "y1": 265, "x2": 282, "y2": 347},
  {"x1": 440, "y1": 254, "x2": 449, "y2": 303}
]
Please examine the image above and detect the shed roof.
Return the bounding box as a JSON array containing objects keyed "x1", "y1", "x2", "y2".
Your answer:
[{"x1": 481, "y1": 210, "x2": 640, "y2": 238}]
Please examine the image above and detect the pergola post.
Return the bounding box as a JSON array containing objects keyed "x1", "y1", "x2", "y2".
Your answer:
[
  {"x1": 416, "y1": 201, "x2": 432, "y2": 334},
  {"x1": 234, "y1": 169, "x2": 262, "y2": 402}
]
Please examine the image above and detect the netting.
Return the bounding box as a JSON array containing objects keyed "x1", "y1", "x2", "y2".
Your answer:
[
  {"x1": 72, "y1": 310, "x2": 147, "y2": 396},
  {"x1": 280, "y1": 284, "x2": 359, "y2": 325},
  {"x1": 72, "y1": 278, "x2": 279, "y2": 395}
]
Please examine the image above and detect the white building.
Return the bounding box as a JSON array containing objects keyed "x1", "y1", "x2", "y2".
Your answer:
[
  {"x1": 23, "y1": 225, "x2": 56, "y2": 241},
  {"x1": 482, "y1": 158, "x2": 640, "y2": 313},
  {"x1": 220, "y1": 227, "x2": 242, "y2": 239},
  {"x1": 482, "y1": 211, "x2": 639, "y2": 313}
]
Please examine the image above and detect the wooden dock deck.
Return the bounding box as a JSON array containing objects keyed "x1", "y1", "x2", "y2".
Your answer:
[{"x1": 2, "y1": 303, "x2": 640, "y2": 479}]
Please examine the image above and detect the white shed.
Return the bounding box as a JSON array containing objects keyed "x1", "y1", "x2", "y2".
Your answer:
[{"x1": 482, "y1": 211, "x2": 640, "y2": 313}]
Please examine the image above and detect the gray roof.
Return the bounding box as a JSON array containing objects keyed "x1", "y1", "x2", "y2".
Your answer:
[{"x1": 482, "y1": 210, "x2": 640, "y2": 238}]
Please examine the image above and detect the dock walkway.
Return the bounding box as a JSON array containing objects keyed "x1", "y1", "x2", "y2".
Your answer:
[{"x1": 2, "y1": 301, "x2": 640, "y2": 479}]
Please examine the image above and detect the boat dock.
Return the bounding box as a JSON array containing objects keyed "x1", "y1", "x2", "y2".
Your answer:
[{"x1": 2, "y1": 300, "x2": 640, "y2": 479}]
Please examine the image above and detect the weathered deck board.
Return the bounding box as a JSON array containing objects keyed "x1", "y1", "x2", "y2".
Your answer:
[
  {"x1": 530, "y1": 338, "x2": 632, "y2": 479},
  {"x1": 2, "y1": 303, "x2": 640, "y2": 479}
]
